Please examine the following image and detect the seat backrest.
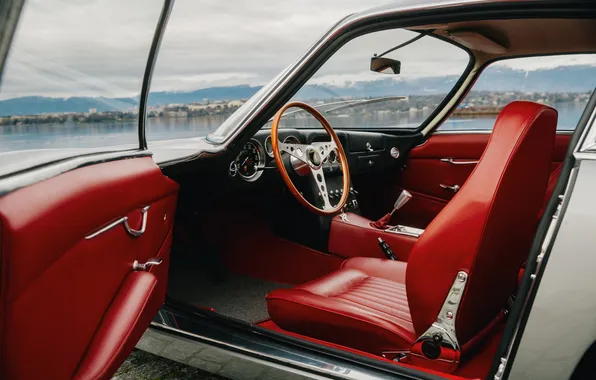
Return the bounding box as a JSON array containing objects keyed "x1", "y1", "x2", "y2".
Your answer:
[{"x1": 406, "y1": 101, "x2": 557, "y2": 345}]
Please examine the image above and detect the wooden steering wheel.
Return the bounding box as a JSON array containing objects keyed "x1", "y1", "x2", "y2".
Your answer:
[{"x1": 271, "y1": 101, "x2": 350, "y2": 216}]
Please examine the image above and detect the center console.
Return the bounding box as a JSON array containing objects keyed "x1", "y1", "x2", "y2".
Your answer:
[{"x1": 328, "y1": 191, "x2": 424, "y2": 261}]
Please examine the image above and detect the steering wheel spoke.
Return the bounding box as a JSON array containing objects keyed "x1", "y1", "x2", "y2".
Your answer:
[
  {"x1": 311, "y1": 167, "x2": 332, "y2": 210},
  {"x1": 279, "y1": 141, "x2": 310, "y2": 162},
  {"x1": 311, "y1": 141, "x2": 337, "y2": 161}
]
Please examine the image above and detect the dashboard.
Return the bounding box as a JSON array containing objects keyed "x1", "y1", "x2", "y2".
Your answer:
[{"x1": 228, "y1": 128, "x2": 408, "y2": 183}]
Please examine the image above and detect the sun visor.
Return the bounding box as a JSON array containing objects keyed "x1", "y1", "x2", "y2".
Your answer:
[{"x1": 447, "y1": 30, "x2": 507, "y2": 54}]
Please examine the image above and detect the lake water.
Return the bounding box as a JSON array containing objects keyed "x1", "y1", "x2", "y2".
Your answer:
[{"x1": 0, "y1": 101, "x2": 585, "y2": 153}]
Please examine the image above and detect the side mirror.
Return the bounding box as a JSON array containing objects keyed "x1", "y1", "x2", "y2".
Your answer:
[{"x1": 370, "y1": 56, "x2": 401, "y2": 75}]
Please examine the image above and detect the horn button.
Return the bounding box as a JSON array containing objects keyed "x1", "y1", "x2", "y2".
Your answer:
[{"x1": 306, "y1": 147, "x2": 322, "y2": 168}]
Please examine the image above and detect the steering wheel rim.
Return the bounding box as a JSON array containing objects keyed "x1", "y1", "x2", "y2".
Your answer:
[{"x1": 271, "y1": 101, "x2": 350, "y2": 216}]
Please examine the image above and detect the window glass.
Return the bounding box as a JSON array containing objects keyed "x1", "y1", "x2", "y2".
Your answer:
[
  {"x1": 148, "y1": 1, "x2": 412, "y2": 144},
  {"x1": 0, "y1": 0, "x2": 163, "y2": 154},
  {"x1": 269, "y1": 29, "x2": 470, "y2": 131},
  {"x1": 439, "y1": 55, "x2": 596, "y2": 132}
]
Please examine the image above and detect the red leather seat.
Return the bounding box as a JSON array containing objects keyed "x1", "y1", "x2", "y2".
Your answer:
[{"x1": 267, "y1": 101, "x2": 558, "y2": 366}]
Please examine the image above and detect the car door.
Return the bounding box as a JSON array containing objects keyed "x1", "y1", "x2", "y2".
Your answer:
[
  {"x1": 0, "y1": 155, "x2": 178, "y2": 379},
  {"x1": 390, "y1": 131, "x2": 571, "y2": 228}
]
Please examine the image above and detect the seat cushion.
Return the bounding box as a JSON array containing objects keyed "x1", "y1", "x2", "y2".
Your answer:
[{"x1": 266, "y1": 258, "x2": 416, "y2": 355}]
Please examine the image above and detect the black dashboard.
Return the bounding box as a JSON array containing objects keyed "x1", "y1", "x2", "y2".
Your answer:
[{"x1": 228, "y1": 128, "x2": 409, "y2": 183}]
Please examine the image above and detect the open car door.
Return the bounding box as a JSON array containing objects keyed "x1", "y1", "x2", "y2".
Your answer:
[{"x1": 0, "y1": 156, "x2": 178, "y2": 379}]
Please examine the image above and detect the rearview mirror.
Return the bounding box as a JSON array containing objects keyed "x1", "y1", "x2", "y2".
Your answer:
[{"x1": 370, "y1": 56, "x2": 401, "y2": 75}]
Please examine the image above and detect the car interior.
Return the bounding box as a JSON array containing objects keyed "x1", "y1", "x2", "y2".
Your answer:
[
  {"x1": 158, "y1": 17, "x2": 594, "y2": 379},
  {"x1": 1, "y1": 11, "x2": 595, "y2": 380}
]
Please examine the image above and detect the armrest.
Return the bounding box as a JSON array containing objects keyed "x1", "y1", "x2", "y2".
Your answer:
[
  {"x1": 328, "y1": 213, "x2": 419, "y2": 261},
  {"x1": 74, "y1": 271, "x2": 160, "y2": 380}
]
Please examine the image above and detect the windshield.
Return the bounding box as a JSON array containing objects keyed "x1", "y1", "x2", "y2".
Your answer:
[
  {"x1": 210, "y1": 28, "x2": 470, "y2": 140},
  {"x1": 0, "y1": 0, "x2": 163, "y2": 153}
]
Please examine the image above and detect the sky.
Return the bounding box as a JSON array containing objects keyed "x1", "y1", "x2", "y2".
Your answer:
[{"x1": 1, "y1": 0, "x2": 595, "y2": 101}]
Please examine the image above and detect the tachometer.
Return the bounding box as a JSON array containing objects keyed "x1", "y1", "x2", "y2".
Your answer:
[{"x1": 235, "y1": 140, "x2": 264, "y2": 181}]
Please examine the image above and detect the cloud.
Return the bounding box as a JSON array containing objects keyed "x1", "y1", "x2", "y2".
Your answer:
[
  {"x1": 0, "y1": 0, "x2": 393, "y2": 99},
  {"x1": 2, "y1": 0, "x2": 595, "y2": 101}
]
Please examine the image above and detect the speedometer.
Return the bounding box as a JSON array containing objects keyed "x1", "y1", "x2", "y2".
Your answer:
[{"x1": 235, "y1": 140, "x2": 264, "y2": 181}]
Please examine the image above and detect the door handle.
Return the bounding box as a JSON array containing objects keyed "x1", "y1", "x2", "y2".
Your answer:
[
  {"x1": 440, "y1": 184, "x2": 460, "y2": 193},
  {"x1": 85, "y1": 205, "x2": 151, "y2": 240},
  {"x1": 440, "y1": 158, "x2": 479, "y2": 165},
  {"x1": 133, "y1": 258, "x2": 163, "y2": 271},
  {"x1": 123, "y1": 205, "x2": 151, "y2": 237}
]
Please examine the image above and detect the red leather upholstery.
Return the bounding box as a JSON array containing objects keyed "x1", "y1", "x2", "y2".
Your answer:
[
  {"x1": 267, "y1": 259, "x2": 416, "y2": 354},
  {"x1": 328, "y1": 212, "x2": 417, "y2": 261},
  {"x1": 267, "y1": 101, "x2": 557, "y2": 359},
  {"x1": 0, "y1": 157, "x2": 179, "y2": 380},
  {"x1": 74, "y1": 271, "x2": 158, "y2": 379}
]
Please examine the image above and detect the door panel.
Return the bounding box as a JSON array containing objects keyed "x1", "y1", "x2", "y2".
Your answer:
[
  {"x1": 0, "y1": 157, "x2": 178, "y2": 380},
  {"x1": 391, "y1": 133, "x2": 571, "y2": 229}
]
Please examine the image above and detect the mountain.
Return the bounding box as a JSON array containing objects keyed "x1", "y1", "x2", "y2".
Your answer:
[{"x1": 1, "y1": 65, "x2": 594, "y2": 116}]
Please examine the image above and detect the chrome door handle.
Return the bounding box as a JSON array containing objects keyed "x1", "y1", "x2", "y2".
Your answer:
[
  {"x1": 133, "y1": 258, "x2": 163, "y2": 271},
  {"x1": 85, "y1": 205, "x2": 151, "y2": 240},
  {"x1": 440, "y1": 158, "x2": 479, "y2": 165},
  {"x1": 123, "y1": 205, "x2": 150, "y2": 237},
  {"x1": 440, "y1": 184, "x2": 460, "y2": 193}
]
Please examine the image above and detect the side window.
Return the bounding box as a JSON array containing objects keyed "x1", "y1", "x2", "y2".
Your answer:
[
  {"x1": 0, "y1": 0, "x2": 162, "y2": 154},
  {"x1": 438, "y1": 55, "x2": 596, "y2": 132}
]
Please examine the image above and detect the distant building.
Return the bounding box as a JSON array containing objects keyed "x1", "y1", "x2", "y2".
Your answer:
[{"x1": 88, "y1": 108, "x2": 97, "y2": 114}]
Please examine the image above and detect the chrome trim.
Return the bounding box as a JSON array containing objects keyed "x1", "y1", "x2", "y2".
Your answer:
[
  {"x1": 440, "y1": 157, "x2": 478, "y2": 165},
  {"x1": 228, "y1": 161, "x2": 237, "y2": 177},
  {"x1": 290, "y1": 155, "x2": 310, "y2": 176},
  {"x1": 264, "y1": 135, "x2": 274, "y2": 157},
  {"x1": 133, "y1": 257, "x2": 163, "y2": 271},
  {"x1": 138, "y1": 0, "x2": 174, "y2": 149},
  {"x1": 237, "y1": 139, "x2": 265, "y2": 182},
  {"x1": 85, "y1": 205, "x2": 150, "y2": 239},
  {"x1": 415, "y1": 271, "x2": 468, "y2": 352},
  {"x1": 149, "y1": 322, "x2": 382, "y2": 380},
  {"x1": 440, "y1": 183, "x2": 460, "y2": 193},
  {"x1": 385, "y1": 225, "x2": 424, "y2": 238},
  {"x1": 389, "y1": 147, "x2": 400, "y2": 159},
  {"x1": 283, "y1": 135, "x2": 300, "y2": 145},
  {"x1": 85, "y1": 217, "x2": 127, "y2": 240},
  {"x1": 124, "y1": 205, "x2": 150, "y2": 237}
]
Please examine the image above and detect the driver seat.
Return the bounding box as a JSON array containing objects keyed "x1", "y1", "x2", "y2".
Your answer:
[{"x1": 266, "y1": 101, "x2": 557, "y2": 370}]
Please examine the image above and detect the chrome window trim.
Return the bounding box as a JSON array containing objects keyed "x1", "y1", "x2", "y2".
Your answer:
[{"x1": 138, "y1": 0, "x2": 174, "y2": 150}]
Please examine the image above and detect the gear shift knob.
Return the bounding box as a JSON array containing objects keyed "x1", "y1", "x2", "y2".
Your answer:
[{"x1": 390, "y1": 190, "x2": 412, "y2": 215}]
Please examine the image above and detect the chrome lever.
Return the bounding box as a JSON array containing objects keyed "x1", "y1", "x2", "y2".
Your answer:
[
  {"x1": 440, "y1": 184, "x2": 460, "y2": 193},
  {"x1": 440, "y1": 158, "x2": 479, "y2": 165},
  {"x1": 133, "y1": 258, "x2": 163, "y2": 271},
  {"x1": 123, "y1": 205, "x2": 150, "y2": 237}
]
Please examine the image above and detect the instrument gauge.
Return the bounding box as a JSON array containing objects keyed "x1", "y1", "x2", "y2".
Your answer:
[
  {"x1": 264, "y1": 136, "x2": 274, "y2": 157},
  {"x1": 235, "y1": 139, "x2": 265, "y2": 181}
]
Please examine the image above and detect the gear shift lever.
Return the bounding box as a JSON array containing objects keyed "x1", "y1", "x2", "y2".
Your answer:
[
  {"x1": 372, "y1": 190, "x2": 412, "y2": 229},
  {"x1": 390, "y1": 190, "x2": 412, "y2": 216}
]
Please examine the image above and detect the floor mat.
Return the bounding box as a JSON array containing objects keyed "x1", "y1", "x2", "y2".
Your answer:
[{"x1": 168, "y1": 251, "x2": 290, "y2": 323}]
